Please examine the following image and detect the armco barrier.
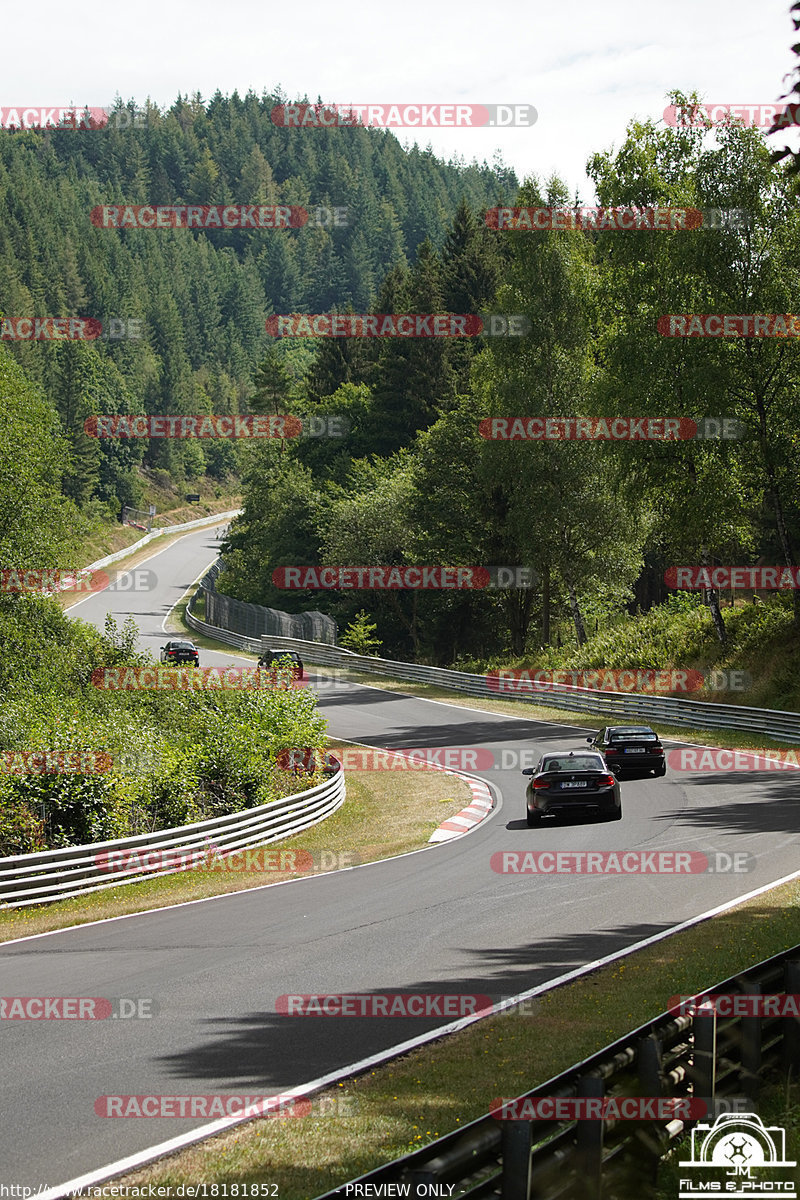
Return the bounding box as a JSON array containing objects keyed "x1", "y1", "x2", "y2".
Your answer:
[
  {"x1": 0, "y1": 763, "x2": 345, "y2": 909},
  {"x1": 185, "y1": 561, "x2": 800, "y2": 742},
  {"x1": 253, "y1": 635, "x2": 800, "y2": 743},
  {"x1": 74, "y1": 508, "x2": 240, "y2": 579},
  {"x1": 316, "y1": 947, "x2": 800, "y2": 1199}
]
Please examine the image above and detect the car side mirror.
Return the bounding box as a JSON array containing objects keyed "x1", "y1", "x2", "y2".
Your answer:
[
  {"x1": 522, "y1": 767, "x2": 535, "y2": 775},
  {"x1": 586, "y1": 736, "x2": 594, "y2": 744}
]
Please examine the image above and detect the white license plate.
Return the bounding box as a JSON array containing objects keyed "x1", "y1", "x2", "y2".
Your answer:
[
  {"x1": 561, "y1": 781, "x2": 588, "y2": 788},
  {"x1": 624, "y1": 747, "x2": 646, "y2": 753}
]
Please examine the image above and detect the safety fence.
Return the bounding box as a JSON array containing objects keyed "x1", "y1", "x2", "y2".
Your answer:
[
  {"x1": 185, "y1": 561, "x2": 800, "y2": 741},
  {"x1": 0, "y1": 762, "x2": 345, "y2": 909},
  {"x1": 197, "y1": 560, "x2": 338, "y2": 644},
  {"x1": 317, "y1": 947, "x2": 800, "y2": 1199}
]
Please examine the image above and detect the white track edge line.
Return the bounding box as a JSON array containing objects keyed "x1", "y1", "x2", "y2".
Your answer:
[
  {"x1": 38, "y1": 861, "x2": 800, "y2": 1200},
  {"x1": 0, "y1": 751, "x2": 500, "y2": 948}
]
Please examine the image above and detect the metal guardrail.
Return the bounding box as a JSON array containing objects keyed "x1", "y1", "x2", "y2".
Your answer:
[
  {"x1": 0, "y1": 763, "x2": 345, "y2": 909},
  {"x1": 316, "y1": 947, "x2": 800, "y2": 1199},
  {"x1": 250, "y1": 633, "x2": 800, "y2": 744},
  {"x1": 186, "y1": 561, "x2": 800, "y2": 742}
]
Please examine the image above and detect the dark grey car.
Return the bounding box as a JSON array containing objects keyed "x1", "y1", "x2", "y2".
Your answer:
[
  {"x1": 586, "y1": 726, "x2": 666, "y2": 777},
  {"x1": 523, "y1": 750, "x2": 622, "y2": 826}
]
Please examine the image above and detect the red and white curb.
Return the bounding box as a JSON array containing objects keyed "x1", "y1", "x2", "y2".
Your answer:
[
  {"x1": 429, "y1": 775, "x2": 493, "y2": 842},
  {"x1": 339, "y1": 742, "x2": 494, "y2": 843}
]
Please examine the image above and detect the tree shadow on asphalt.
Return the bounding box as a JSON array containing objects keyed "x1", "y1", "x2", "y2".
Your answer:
[
  {"x1": 154, "y1": 921, "x2": 670, "y2": 1088},
  {"x1": 316, "y1": 708, "x2": 591, "y2": 749},
  {"x1": 656, "y1": 771, "x2": 800, "y2": 835}
]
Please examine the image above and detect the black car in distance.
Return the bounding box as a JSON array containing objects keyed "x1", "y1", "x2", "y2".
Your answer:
[
  {"x1": 257, "y1": 649, "x2": 304, "y2": 679},
  {"x1": 586, "y1": 725, "x2": 666, "y2": 777},
  {"x1": 523, "y1": 750, "x2": 622, "y2": 826},
  {"x1": 159, "y1": 639, "x2": 200, "y2": 666}
]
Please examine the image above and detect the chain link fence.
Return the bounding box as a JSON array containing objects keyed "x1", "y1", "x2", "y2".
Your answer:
[{"x1": 197, "y1": 561, "x2": 338, "y2": 644}]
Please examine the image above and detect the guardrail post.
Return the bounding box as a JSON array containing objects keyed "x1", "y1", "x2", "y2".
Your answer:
[
  {"x1": 575, "y1": 1075, "x2": 604, "y2": 1199},
  {"x1": 501, "y1": 1119, "x2": 533, "y2": 1200},
  {"x1": 691, "y1": 1002, "x2": 717, "y2": 1118},
  {"x1": 629, "y1": 1032, "x2": 667, "y2": 1184},
  {"x1": 783, "y1": 960, "x2": 800, "y2": 1078},
  {"x1": 637, "y1": 1033, "x2": 662, "y2": 1096},
  {"x1": 740, "y1": 983, "x2": 762, "y2": 1103}
]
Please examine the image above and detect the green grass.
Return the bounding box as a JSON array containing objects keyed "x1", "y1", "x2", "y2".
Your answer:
[{"x1": 453, "y1": 592, "x2": 800, "y2": 714}]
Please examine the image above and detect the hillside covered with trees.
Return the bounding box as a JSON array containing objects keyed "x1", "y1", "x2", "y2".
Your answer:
[
  {"x1": 0, "y1": 90, "x2": 516, "y2": 524},
  {"x1": 219, "y1": 93, "x2": 800, "y2": 666}
]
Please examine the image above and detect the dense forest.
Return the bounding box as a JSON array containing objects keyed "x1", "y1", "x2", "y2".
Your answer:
[
  {"x1": 2, "y1": 88, "x2": 800, "y2": 670},
  {"x1": 219, "y1": 94, "x2": 800, "y2": 663},
  {"x1": 0, "y1": 89, "x2": 516, "y2": 516}
]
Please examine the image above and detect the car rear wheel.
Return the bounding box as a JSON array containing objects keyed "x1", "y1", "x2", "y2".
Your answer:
[
  {"x1": 526, "y1": 811, "x2": 541, "y2": 827},
  {"x1": 654, "y1": 765, "x2": 666, "y2": 776},
  {"x1": 607, "y1": 804, "x2": 623, "y2": 821}
]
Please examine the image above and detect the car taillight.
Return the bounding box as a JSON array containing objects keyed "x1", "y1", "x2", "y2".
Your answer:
[
  {"x1": 599, "y1": 774, "x2": 616, "y2": 787},
  {"x1": 654, "y1": 745, "x2": 664, "y2": 755},
  {"x1": 532, "y1": 778, "x2": 551, "y2": 790},
  {"x1": 605, "y1": 748, "x2": 620, "y2": 755}
]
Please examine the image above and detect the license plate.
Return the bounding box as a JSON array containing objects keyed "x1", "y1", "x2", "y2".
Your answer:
[
  {"x1": 624, "y1": 747, "x2": 646, "y2": 753},
  {"x1": 561, "y1": 781, "x2": 588, "y2": 788}
]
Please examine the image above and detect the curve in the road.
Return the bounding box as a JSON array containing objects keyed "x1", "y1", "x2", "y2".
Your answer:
[{"x1": 3, "y1": 521, "x2": 798, "y2": 1194}]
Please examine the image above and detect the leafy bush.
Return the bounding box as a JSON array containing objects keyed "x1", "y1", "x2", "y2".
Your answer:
[{"x1": 0, "y1": 602, "x2": 328, "y2": 854}]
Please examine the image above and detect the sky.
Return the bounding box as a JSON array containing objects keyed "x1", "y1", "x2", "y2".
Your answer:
[{"x1": 3, "y1": 0, "x2": 799, "y2": 196}]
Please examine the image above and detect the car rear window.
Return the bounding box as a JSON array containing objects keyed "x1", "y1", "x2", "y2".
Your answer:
[
  {"x1": 611, "y1": 730, "x2": 657, "y2": 742},
  {"x1": 543, "y1": 756, "x2": 605, "y2": 772}
]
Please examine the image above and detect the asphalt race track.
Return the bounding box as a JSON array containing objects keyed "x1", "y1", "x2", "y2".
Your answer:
[{"x1": 2, "y1": 521, "x2": 798, "y2": 1190}]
